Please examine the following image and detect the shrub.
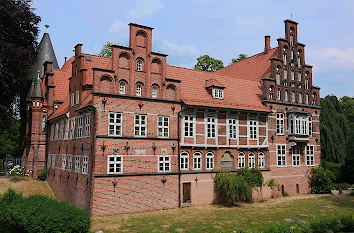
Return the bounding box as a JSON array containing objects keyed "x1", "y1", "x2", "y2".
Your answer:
[
  {"x1": 308, "y1": 168, "x2": 334, "y2": 194},
  {"x1": 322, "y1": 162, "x2": 342, "y2": 182},
  {"x1": 310, "y1": 215, "x2": 354, "y2": 233},
  {"x1": 37, "y1": 169, "x2": 47, "y2": 181},
  {"x1": 333, "y1": 183, "x2": 351, "y2": 191},
  {"x1": 237, "y1": 168, "x2": 264, "y2": 189}
]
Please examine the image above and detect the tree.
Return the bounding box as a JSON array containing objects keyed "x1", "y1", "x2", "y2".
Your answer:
[
  {"x1": 98, "y1": 42, "x2": 116, "y2": 57},
  {"x1": 0, "y1": 0, "x2": 40, "y2": 136},
  {"x1": 0, "y1": 117, "x2": 20, "y2": 158},
  {"x1": 231, "y1": 54, "x2": 248, "y2": 64},
  {"x1": 194, "y1": 55, "x2": 224, "y2": 72}
]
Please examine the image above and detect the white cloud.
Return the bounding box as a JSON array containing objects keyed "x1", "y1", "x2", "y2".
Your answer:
[
  {"x1": 308, "y1": 48, "x2": 354, "y2": 70},
  {"x1": 127, "y1": 0, "x2": 163, "y2": 20},
  {"x1": 109, "y1": 19, "x2": 128, "y2": 34},
  {"x1": 162, "y1": 40, "x2": 197, "y2": 55}
]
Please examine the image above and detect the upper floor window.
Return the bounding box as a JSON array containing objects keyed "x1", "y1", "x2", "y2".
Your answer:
[
  {"x1": 71, "y1": 93, "x2": 74, "y2": 107},
  {"x1": 276, "y1": 113, "x2": 284, "y2": 135},
  {"x1": 306, "y1": 94, "x2": 309, "y2": 104},
  {"x1": 76, "y1": 90, "x2": 80, "y2": 105},
  {"x1": 285, "y1": 91, "x2": 288, "y2": 102},
  {"x1": 306, "y1": 145, "x2": 314, "y2": 166},
  {"x1": 158, "y1": 116, "x2": 169, "y2": 138},
  {"x1": 269, "y1": 87, "x2": 273, "y2": 99},
  {"x1": 50, "y1": 125, "x2": 54, "y2": 141},
  {"x1": 308, "y1": 116, "x2": 312, "y2": 136},
  {"x1": 297, "y1": 55, "x2": 301, "y2": 68},
  {"x1": 107, "y1": 155, "x2": 122, "y2": 174},
  {"x1": 82, "y1": 156, "x2": 88, "y2": 174},
  {"x1": 283, "y1": 48, "x2": 287, "y2": 65},
  {"x1": 248, "y1": 116, "x2": 258, "y2": 140},
  {"x1": 70, "y1": 118, "x2": 75, "y2": 139},
  {"x1": 152, "y1": 85, "x2": 158, "y2": 98},
  {"x1": 77, "y1": 116, "x2": 83, "y2": 138},
  {"x1": 75, "y1": 156, "x2": 81, "y2": 172},
  {"x1": 305, "y1": 78, "x2": 309, "y2": 89},
  {"x1": 55, "y1": 123, "x2": 59, "y2": 140},
  {"x1": 277, "y1": 144, "x2": 286, "y2": 167},
  {"x1": 61, "y1": 155, "x2": 66, "y2": 170},
  {"x1": 276, "y1": 68, "x2": 280, "y2": 85},
  {"x1": 64, "y1": 119, "x2": 69, "y2": 140},
  {"x1": 212, "y1": 88, "x2": 224, "y2": 99},
  {"x1": 119, "y1": 82, "x2": 126, "y2": 94},
  {"x1": 59, "y1": 121, "x2": 64, "y2": 139},
  {"x1": 292, "y1": 146, "x2": 300, "y2": 166},
  {"x1": 291, "y1": 71, "x2": 295, "y2": 81},
  {"x1": 136, "y1": 59, "x2": 143, "y2": 71},
  {"x1": 136, "y1": 84, "x2": 142, "y2": 97},
  {"x1": 289, "y1": 114, "x2": 312, "y2": 136},
  {"x1": 206, "y1": 152, "x2": 214, "y2": 170},
  {"x1": 206, "y1": 115, "x2": 216, "y2": 138},
  {"x1": 68, "y1": 155, "x2": 72, "y2": 170},
  {"x1": 248, "y1": 153, "x2": 255, "y2": 168},
  {"x1": 193, "y1": 152, "x2": 202, "y2": 170},
  {"x1": 134, "y1": 114, "x2": 146, "y2": 137},
  {"x1": 184, "y1": 113, "x2": 194, "y2": 137},
  {"x1": 109, "y1": 112, "x2": 122, "y2": 136},
  {"x1": 180, "y1": 152, "x2": 189, "y2": 170},
  {"x1": 284, "y1": 69, "x2": 287, "y2": 80},
  {"x1": 291, "y1": 50, "x2": 294, "y2": 59},
  {"x1": 291, "y1": 92, "x2": 296, "y2": 103},
  {"x1": 158, "y1": 156, "x2": 170, "y2": 172},
  {"x1": 298, "y1": 72, "x2": 302, "y2": 82},
  {"x1": 298, "y1": 93, "x2": 302, "y2": 104},
  {"x1": 84, "y1": 114, "x2": 90, "y2": 137},
  {"x1": 258, "y1": 153, "x2": 265, "y2": 168},
  {"x1": 277, "y1": 89, "x2": 281, "y2": 101},
  {"x1": 228, "y1": 117, "x2": 237, "y2": 139}
]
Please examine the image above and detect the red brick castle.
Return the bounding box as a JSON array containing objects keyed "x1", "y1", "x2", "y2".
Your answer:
[{"x1": 22, "y1": 20, "x2": 321, "y2": 215}]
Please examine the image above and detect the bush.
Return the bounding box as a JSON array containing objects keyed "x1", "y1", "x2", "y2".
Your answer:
[
  {"x1": 308, "y1": 168, "x2": 334, "y2": 194},
  {"x1": 37, "y1": 169, "x2": 47, "y2": 181},
  {"x1": 237, "y1": 168, "x2": 264, "y2": 189},
  {"x1": 333, "y1": 183, "x2": 351, "y2": 191},
  {"x1": 263, "y1": 224, "x2": 297, "y2": 233},
  {"x1": 0, "y1": 189, "x2": 90, "y2": 233},
  {"x1": 310, "y1": 215, "x2": 354, "y2": 233}
]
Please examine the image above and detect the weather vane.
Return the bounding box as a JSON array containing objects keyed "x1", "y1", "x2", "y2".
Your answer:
[{"x1": 45, "y1": 24, "x2": 49, "y2": 33}]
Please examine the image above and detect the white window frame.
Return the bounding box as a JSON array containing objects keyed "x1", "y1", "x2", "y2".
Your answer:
[
  {"x1": 136, "y1": 59, "x2": 143, "y2": 71},
  {"x1": 206, "y1": 114, "x2": 216, "y2": 138},
  {"x1": 108, "y1": 112, "x2": 122, "y2": 136},
  {"x1": 306, "y1": 145, "x2": 314, "y2": 166},
  {"x1": 308, "y1": 116, "x2": 312, "y2": 136},
  {"x1": 193, "y1": 152, "x2": 202, "y2": 170},
  {"x1": 51, "y1": 154, "x2": 56, "y2": 169},
  {"x1": 70, "y1": 118, "x2": 75, "y2": 139},
  {"x1": 61, "y1": 155, "x2": 66, "y2": 170},
  {"x1": 119, "y1": 82, "x2": 126, "y2": 94},
  {"x1": 284, "y1": 69, "x2": 287, "y2": 80},
  {"x1": 50, "y1": 125, "x2": 54, "y2": 141},
  {"x1": 82, "y1": 156, "x2": 89, "y2": 174},
  {"x1": 75, "y1": 156, "x2": 81, "y2": 173},
  {"x1": 298, "y1": 72, "x2": 302, "y2": 81},
  {"x1": 59, "y1": 121, "x2": 64, "y2": 139},
  {"x1": 277, "y1": 89, "x2": 281, "y2": 100},
  {"x1": 55, "y1": 123, "x2": 59, "y2": 140},
  {"x1": 238, "y1": 152, "x2": 245, "y2": 168},
  {"x1": 212, "y1": 88, "x2": 224, "y2": 99},
  {"x1": 248, "y1": 153, "x2": 255, "y2": 168},
  {"x1": 67, "y1": 155, "x2": 73, "y2": 170},
  {"x1": 134, "y1": 114, "x2": 147, "y2": 137},
  {"x1": 157, "y1": 116, "x2": 169, "y2": 138},
  {"x1": 206, "y1": 152, "x2": 214, "y2": 170},
  {"x1": 152, "y1": 85, "x2": 158, "y2": 98},
  {"x1": 158, "y1": 156, "x2": 171, "y2": 172},
  {"x1": 76, "y1": 90, "x2": 80, "y2": 105},
  {"x1": 285, "y1": 91, "x2": 288, "y2": 102},
  {"x1": 291, "y1": 92, "x2": 296, "y2": 103},
  {"x1": 77, "y1": 116, "x2": 83, "y2": 138},
  {"x1": 276, "y1": 113, "x2": 284, "y2": 135},
  {"x1": 183, "y1": 113, "x2": 194, "y2": 137},
  {"x1": 227, "y1": 116, "x2": 238, "y2": 139},
  {"x1": 258, "y1": 152, "x2": 265, "y2": 168},
  {"x1": 277, "y1": 144, "x2": 287, "y2": 167},
  {"x1": 248, "y1": 116, "x2": 258, "y2": 140},
  {"x1": 107, "y1": 155, "x2": 123, "y2": 174},
  {"x1": 292, "y1": 147, "x2": 300, "y2": 166},
  {"x1": 84, "y1": 113, "x2": 90, "y2": 137},
  {"x1": 64, "y1": 119, "x2": 69, "y2": 140},
  {"x1": 291, "y1": 71, "x2": 295, "y2": 81},
  {"x1": 180, "y1": 152, "x2": 189, "y2": 170},
  {"x1": 136, "y1": 84, "x2": 142, "y2": 96},
  {"x1": 299, "y1": 93, "x2": 302, "y2": 104}
]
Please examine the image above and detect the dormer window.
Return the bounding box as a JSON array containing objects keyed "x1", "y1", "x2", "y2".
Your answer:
[
  {"x1": 136, "y1": 59, "x2": 143, "y2": 71},
  {"x1": 212, "y1": 88, "x2": 224, "y2": 99}
]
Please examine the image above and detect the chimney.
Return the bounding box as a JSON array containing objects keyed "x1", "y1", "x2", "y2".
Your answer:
[
  {"x1": 64, "y1": 57, "x2": 67, "y2": 63},
  {"x1": 74, "y1": 44, "x2": 83, "y2": 57},
  {"x1": 264, "y1": 35, "x2": 271, "y2": 53}
]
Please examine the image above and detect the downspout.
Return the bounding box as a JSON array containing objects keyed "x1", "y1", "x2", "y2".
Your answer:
[
  {"x1": 88, "y1": 107, "x2": 96, "y2": 211},
  {"x1": 177, "y1": 106, "x2": 184, "y2": 208}
]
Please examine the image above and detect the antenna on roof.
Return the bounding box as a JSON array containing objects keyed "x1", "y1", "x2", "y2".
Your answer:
[{"x1": 45, "y1": 24, "x2": 49, "y2": 33}]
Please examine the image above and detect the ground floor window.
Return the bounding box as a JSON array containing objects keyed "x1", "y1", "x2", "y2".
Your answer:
[
  {"x1": 258, "y1": 152, "x2": 265, "y2": 168},
  {"x1": 158, "y1": 156, "x2": 170, "y2": 172},
  {"x1": 193, "y1": 152, "x2": 202, "y2": 170},
  {"x1": 206, "y1": 152, "x2": 214, "y2": 170},
  {"x1": 238, "y1": 152, "x2": 245, "y2": 168},
  {"x1": 306, "y1": 145, "x2": 314, "y2": 165},
  {"x1": 248, "y1": 153, "x2": 255, "y2": 168},
  {"x1": 180, "y1": 152, "x2": 189, "y2": 170},
  {"x1": 292, "y1": 147, "x2": 300, "y2": 166},
  {"x1": 277, "y1": 145, "x2": 286, "y2": 167}
]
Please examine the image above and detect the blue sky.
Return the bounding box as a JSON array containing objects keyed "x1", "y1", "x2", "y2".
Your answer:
[{"x1": 32, "y1": 0, "x2": 354, "y2": 97}]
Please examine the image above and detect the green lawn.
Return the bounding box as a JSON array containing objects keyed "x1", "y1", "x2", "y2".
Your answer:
[{"x1": 91, "y1": 194, "x2": 354, "y2": 233}]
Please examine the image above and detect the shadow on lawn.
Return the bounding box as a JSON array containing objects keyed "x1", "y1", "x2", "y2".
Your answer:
[{"x1": 318, "y1": 195, "x2": 354, "y2": 209}]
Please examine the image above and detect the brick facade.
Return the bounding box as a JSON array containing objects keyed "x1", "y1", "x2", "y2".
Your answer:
[{"x1": 22, "y1": 19, "x2": 320, "y2": 216}]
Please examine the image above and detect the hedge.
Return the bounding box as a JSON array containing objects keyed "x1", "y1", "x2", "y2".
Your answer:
[{"x1": 0, "y1": 189, "x2": 90, "y2": 233}]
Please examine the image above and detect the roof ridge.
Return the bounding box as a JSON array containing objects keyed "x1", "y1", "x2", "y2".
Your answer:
[{"x1": 167, "y1": 64, "x2": 212, "y2": 74}]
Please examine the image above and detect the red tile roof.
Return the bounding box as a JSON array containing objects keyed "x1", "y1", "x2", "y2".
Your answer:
[
  {"x1": 166, "y1": 65, "x2": 269, "y2": 112},
  {"x1": 81, "y1": 53, "x2": 111, "y2": 85},
  {"x1": 214, "y1": 47, "x2": 278, "y2": 81},
  {"x1": 48, "y1": 94, "x2": 70, "y2": 120}
]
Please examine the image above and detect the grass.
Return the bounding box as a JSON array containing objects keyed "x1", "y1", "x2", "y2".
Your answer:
[{"x1": 91, "y1": 194, "x2": 354, "y2": 233}]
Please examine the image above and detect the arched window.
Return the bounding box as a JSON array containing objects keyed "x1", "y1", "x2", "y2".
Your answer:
[
  {"x1": 136, "y1": 84, "x2": 142, "y2": 96},
  {"x1": 193, "y1": 152, "x2": 202, "y2": 170},
  {"x1": 291, "y1": 50, "x2": 294, "y2": 59},
  {"x1": 276, "y1": 67, "x2": 280, "y2": 85},
  {"x1": 289, "y1": 115, "x2": 294, "y2": 134},
  {"x1": 296, "y1": 184, "x2": 300, "y2": 194},
  {"x1": 136, "y1": 59, "x2": 143, "y2": 71},
  {"x1": 258, "y1": 152, "x2": 265, "y2": 168},
  {"x1": 206, "y1": 152, "x2": 214, "y2": 170},
  {"x1": 152, "y1": 85, "x2": 158, "y2": 98},
  {"x1": 248, "y1": 153, "x2": 255, "y2": 168},
  {"x1": 238, "y1": 152, "x2": 245, "y2": 168},
  {"x1": 277, "y1": 89, "x2": 281, "y2": 101},
  {"x1": 312, "y1": 93, "x2": 317, "y2": 105},
  {"x1": 283, "y1": 47, "x2": 287, "y2": 65},
  {"x1": 180, "y1": 152, "x2": 189, "y2": 170},
  {"x1": 298, "y1": 72, "x2": 302, "y2": 82},
  {"x1": 306, "y1": 94, "x2": 309, "y2": 104},
  {"x1": 284, "y1": 69, "x2": 287, "y2": 80},
  {"x1": 269, "y1": 87, "x2": 273, "y2": 99},
  {"x1": 297, "y1": 51, "x2": 301, "y2": 68},
  {"x1": 290, "y1": 28, "x2": 294, "y2": 46},
  {"x1": 119, "y1": 82, "x2": 126, "y2": 94},
  {"x1": 285, "y1": 91, "x2": 288, "y2": 102},
  {"x1": 291, "y1": 92, "x2": 296, "y2": 103},
  {"x1": 291, "y1": 71, "x2": 295, "y2": 81},
  {"x1": 298, "y1": 93, "x2": 302, "y2": 104}
]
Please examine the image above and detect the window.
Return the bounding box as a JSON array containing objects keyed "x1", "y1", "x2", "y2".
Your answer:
[
  {"x1": 75, "y1": 156, "x2": 80, "y2": 172},
  {"x1": 158, "y1": 116, "x2": 169, "y2": 137},
  {"x1": 136, "y1": 59, "x2": 143, "y2": 71},
  {"x1": 107, "y1": 155, "x2": 122, "y2": 174},
  {"x1": 134, "y1": 114, "x2": 146, "y2": 137},
  {"x1": 289, "y1": 114, "x2": 312, "y2": 136},
  {"x1": 306, "y1": 94, "x2": 309, "y2": 104},
  {"x1": 291, "y1": 92, "x2": 295, "y2": 103},
  {"x1": 109, "y1": 113, "x2": 122, "y2": 136},
  {"x1": 64, "y1": 119, "x2": 69, "y2": 140},
  {"x1": 291, "y1": 50, "x2": 294, "y2": 59},
  {"x1": 50, "y1": 125, "x2": 54, "y2": 141},
  {"x1": 238, "y1": 152, "x2": 245, "y2": 168},
  {"x1": 68, "y1": 155, "x2": 72, "y2": 170},
  {"x1": 77, "y1": 116, "x2": 83, "y2": 138},
  {"x1": 119, "y1": 82, "x2": 126, "y2": 94},
  {"x1": 277, "y1": 144, "x2": 286, "y2": 167},
  {"x1": 306, "y1": 145, "x2": 314, "y2": 166},
  {"x1": 206, "y1": 115, "x2": 216, "y2": 138},
  {"x1": 283, "y1": 48, "x2": 287, "y2": 65},
  {"x1": 61, "y1": 155, "x2": 66, "y2": 170},
  {"x1": 291, "y1": 71, "x2": 295, "y2": 81},
  {"x1": 228, "y1": 117, "x2": 237, "y2": 139},
  {"x1": 277, "y1": 89, "x2": 281, "y2": 100},
  {"x1": 298, "y1": 72, "x2": 302, "y2": 82},
  {"x1": 248, "y1": 153, "x2": 255, "y2": 168},
  {"x1": 248, "y1": 116, "x2": 258, "y2": 140},
  {"x1": 180, "y1": 152, "x2": 189, "y2": 170},
  {"x1": 285, "y1": 91, "x2": 288, "y2": 102},
  {"x1": 152, "y1": 85, "x2": 158, "y2": 98},
  {"x1": 305, "y1": 78, "x2": 309, "y2": 89},
  {"x1": 70, "y1": 118, "x2": 75, "y2": 139},
  {"x1": 206, "y1": 152, "x2": 214, "y2": 170},
  {"x1": 193, "y1": 152, "x2": 202, "y2": 170},
  {"x1": 276, "y1": 113, "x2": 284, "y2": 135},
  {"x1": 59, "y1": 121, "x2": 64, "y2": 139},
  {"x1": 298, "y1": 93, "x2": 302, "y2": 104},
  {"x1": 269, "y1": 87, "x2": 273, "y2": 99},
  {"x1": 82, "y1": 156, "x2": 88, "y2": 174},
  {"x1": 84, "y1": 114, "x2": 90, "y2": 137},
  {"x1": 51, "y1": 154, "x2": 56, "y2": 169},
  {"x1": 308, "y1": 116, "x2": 312, "y2": 136},
  {"x1": 55, "y1": 123, "x2": 59, "y2": 140},
  {"x1": 71, "y1": 93, "x2": 74, "y2": 107},
  {"x1": 284, "y1": 69, "x2": 287, "y2": 80},
  {"x1": 136, "y1": 84, "x2": 142, "y2": 96},
  {"x1": 212, "y1": 88, "x2": 224, "y2": 99},
  {"x1": 258, "y1": 153, "x2": 265, "y2": 168},
  {"x1": 292, "y1": 147, "x2": 300, "y2": 166},
  {"x1": 184, "y1": 114, "x2": 194, "y2": 137},
  {"x1": 158, "y1": 156, "x2": 170, "y2": 172},
  {"x1": 76, "y1": 90, "x2": 79, "y2": 105},
  {"x1": 276, "y1": 68, "x2": 280, "y2": 85}
]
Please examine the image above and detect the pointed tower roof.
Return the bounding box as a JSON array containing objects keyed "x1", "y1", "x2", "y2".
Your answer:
[
  {"x1": 25, "y1": 77, "x2": 35, "y2": 102},
  {"x1": 31, "y1": 70, "x2": 44, "y2": 99},
  {"x1": 28, "y1": 25, "x2": 59, "y2": 80}
]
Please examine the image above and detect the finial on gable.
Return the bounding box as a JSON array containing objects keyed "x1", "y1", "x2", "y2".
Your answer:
[{"x1": 45, "y1": 24, "x2": 49, "y2": 33}]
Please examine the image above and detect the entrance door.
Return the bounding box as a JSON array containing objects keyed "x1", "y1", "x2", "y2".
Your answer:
[{"x1": 183, "y1": 183, "x2": 191, "y2": 204}]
